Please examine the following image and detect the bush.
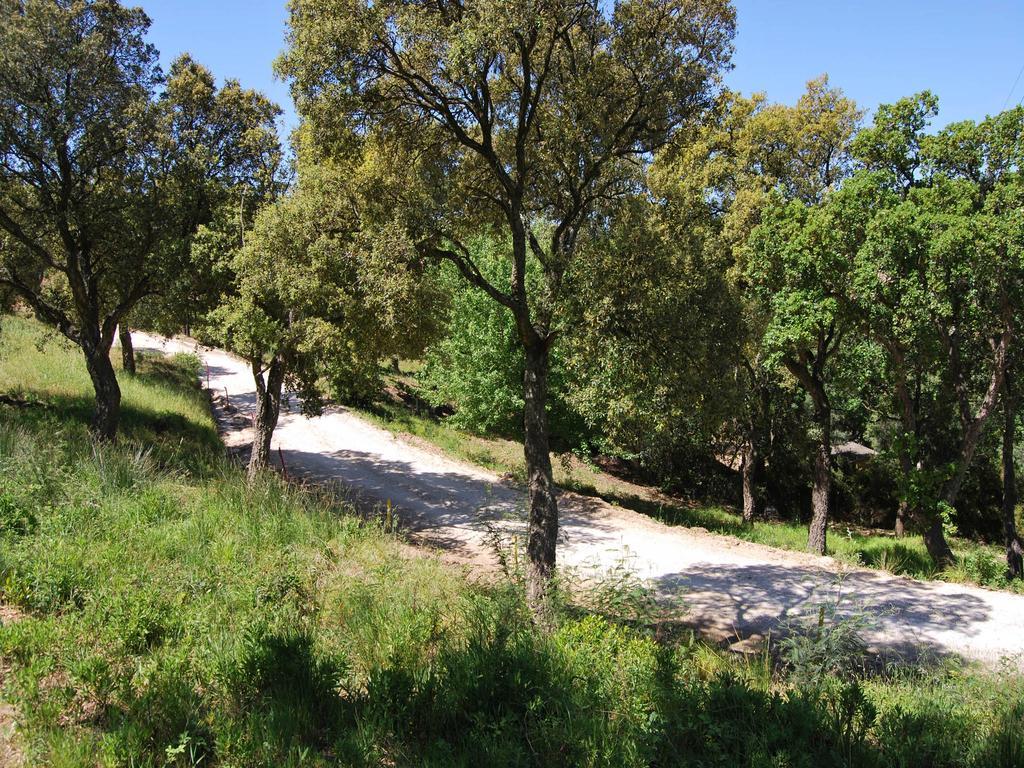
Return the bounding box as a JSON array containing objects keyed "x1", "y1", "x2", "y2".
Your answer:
[
  {"x1": 420, "y1": 235, "x2": 589, "y2": 447},
  {"x1": 778, "y1": 588, "x2": 874, "y2": 687},
  {"x1": 948, "y1": 550, "x2": 1008, "y2": 589}
]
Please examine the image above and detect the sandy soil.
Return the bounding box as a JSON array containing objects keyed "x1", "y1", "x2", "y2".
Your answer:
[{"x1": 133, "y1": 332, "x2": 1024, "y2": 666}]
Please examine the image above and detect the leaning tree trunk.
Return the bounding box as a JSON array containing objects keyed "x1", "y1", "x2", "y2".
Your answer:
[
  {"x1": 522, "y1": 339, "x2": 560, "y2": 615},
  {"x1": 807, "y1": 407, "x2": 832, "y2": 556},
  {"x1": 741, "y1": 439, "x2": 762, "y2": 525},
  {"x1": 928, "y1": 313, "x2": 1012, "y2": 567},
  {"x1": 119, "y1": 326, "x2": 136, "y2": 375},
  {"x1": 922, "y1": 517, "x2": 954, "y2": 566},
  {"x1": 247, "y1": 357, "x2": 286, "y2": 482},
  {"x1": 84, "y1": 341, "x2": 121, "y2": 441},
  {"x1": 1002, "y1": 387, "x2": 1023, "y2": 579}
]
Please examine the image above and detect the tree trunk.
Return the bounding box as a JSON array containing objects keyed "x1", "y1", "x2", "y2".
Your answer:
[
  {"x1": 783, "y1": 354, "x2": 834, "y2": 556},
  {"x1": 923, "y1": 517, "x2": 955, "y2": 567},
  {"x1": 808, "y1": 411, "x2": 831, "y2": 556},
  {"x1": 247, "y1": 357, "x2": 286, "y2": 482},
  {"x1": 931, "y1": 314, "x2": 1012, "y2": 566},
  {"x1": 883, "y1": 341, "x2": 920, "y2": 540},
  {"x1": 119, "y1": 326, "x2": 136, "y2": 375},
  {"x1": 1002, "y1": 388, "x2": 1023, "y2": 579},
  {"x1": 523, "y1": 340, "x2": 559, "y2": 615},
  {"x1": 741, "y1": 439, "x2": 761, "y2": 525},
  {"x1": 895, "y1": 454, "x2": 913, "y2": 538},
  {"x1": 894, "y1": 502, "x2": 908, "y2": 538},
  {"x1": 84, "y1": 344, "x2": 121, "y2": 441}
]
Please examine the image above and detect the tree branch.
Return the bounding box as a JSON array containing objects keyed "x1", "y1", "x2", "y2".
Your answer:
[{"x1": 423, "y1": 243, "x2": 517, "y2": 312}]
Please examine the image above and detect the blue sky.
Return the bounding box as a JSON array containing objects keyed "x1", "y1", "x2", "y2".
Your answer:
[{"x1": 140, "y1": 0, "x2": 1024, "y2": 136}]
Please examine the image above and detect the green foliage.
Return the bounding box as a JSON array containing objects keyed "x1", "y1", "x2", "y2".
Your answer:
[
  {"x1": 565, "y1": 555, "x2": 671, "y2": 628},
  {"x1": 132, "y1": 53, "x2": 285, "y2": 336},
  {"x1": 421, "y1": 235, "x2": 584, "y2": 442},
  {"x1": 0, "y1": 1, "x2": 286, "y2": 438},
  {"x1": 851, "y1": 92, "x2": 939, "y2": 188},
  {"x1": 360, "y1": 381, "x2": 1023, "y2": 593},
  {"x1": 421, "y1": 237, "x2": 528, "y2": 436},
  {"x1": 209, "y1": 165, "x2": 444, "y2": 413},
  {"x1": 0, "y1": 490, "x2": 34, "y2": 536},
  {"x1": 778, "y1": 588, "x2": 874, "y2": 688},
  {"x1": 561, "y1": 198, "x2": 741, "y2": 477},
  {"x1": 0, "y1": 0, "x2": 167, "y2": 432},
  {"x1": 279, "y1": 0, "x2": 739, "y2": 577},
  {"x1": 945, "y1": 550, "x2": 1014, "y2": 590},
  {"x1": 747, "y1": 193, "x2": 850, "y2": 371},
  {"x1": 844, "y1": 98, "x2": 1024, "y2": 542}
]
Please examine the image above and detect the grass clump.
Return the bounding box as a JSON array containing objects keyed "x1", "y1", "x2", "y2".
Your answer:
[{"x1": 0, "y1": 315, "x2": 1023, "y2": 767}]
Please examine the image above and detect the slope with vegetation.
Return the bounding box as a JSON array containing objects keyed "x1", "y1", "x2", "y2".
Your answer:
[
  {"x1": 3, "y1": 317, "x2": 1024, "y2": 767},
  {"x1": 0, "y1": 2, "x2": 1023, "y2": 764}
]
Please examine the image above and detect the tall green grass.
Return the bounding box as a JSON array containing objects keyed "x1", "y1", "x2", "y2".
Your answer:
[{"x1": 1, "y1": 315, "x2": 1023, "y2": 767}]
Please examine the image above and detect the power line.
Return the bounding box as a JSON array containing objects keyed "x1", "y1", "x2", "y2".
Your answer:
[{"x1": 1003, "y1": 61, "x2": 1024, "y2": 110}]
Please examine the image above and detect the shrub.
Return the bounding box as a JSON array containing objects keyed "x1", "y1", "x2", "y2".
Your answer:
[
  {"x1": 949, "y1": 551, "x2": 1008, "y2": 588},
  {"x1": 0, "y1": 490, "x2": 35, "y2": 535},
  {"x1": 778, "y1": 587, "x2": 874, "y2": 688}
]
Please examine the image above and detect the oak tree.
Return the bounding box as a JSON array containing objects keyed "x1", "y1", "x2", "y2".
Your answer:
[
  {"x1": 210, "y1": 163, "x2": 442, "y2": 479},
  {"x1": 851, "y1": 97, "x2": 1022, "y2": 565},
  {"x1": 279, "y1": 0, "x2": 735, "y2": 608},
  {"x1": 657, "y1": 77, "x2": 860, "y2": 550},
  {"x1": 0, "y1": 0, "x2": 164, "y2": 439}
]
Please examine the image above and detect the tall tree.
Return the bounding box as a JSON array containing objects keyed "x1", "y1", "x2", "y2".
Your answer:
[
  {"x1": 279, "y1": 0, "x2": 735, "y2": 608},
  {"x1": 0, "y1": 0, "x2": 164, "y2": 439},
  {"x1": 209, "y1": 163, "x2": 442, "y2": 479},
  {"x1": 559, "y1": 193, "x2": 741, "y2": 494},
  {"x1": 652, "y1": 90, "x2": 780, "y2": 523},
  {"x1": 851, "y1": 98, "x2": 1022, "y2": 565},
  {"x1": 745, "y1": 79, "x2": 861, "y2": 555},
  {"x1": 746, "y1": 191, "x2": 859, "y2": 554},
  {"x1": 124, "y1": 53, "x2": 285, "y2": 362},
  {"x1": 656, "y1": 77, "x2": 861, "y2": 546},
  {"x1": 1002, "y1": 362, "x2": 1023, "y2": 578}
]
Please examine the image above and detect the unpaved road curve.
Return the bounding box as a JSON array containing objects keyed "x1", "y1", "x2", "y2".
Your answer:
[{"x1": 134, "y1": 332, "x2": 1024, "y2": 666}]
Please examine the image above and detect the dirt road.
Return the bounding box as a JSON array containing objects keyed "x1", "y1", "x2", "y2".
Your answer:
[{"x1": 133, "y1": 332, "x2": 1024, "y2": 666}]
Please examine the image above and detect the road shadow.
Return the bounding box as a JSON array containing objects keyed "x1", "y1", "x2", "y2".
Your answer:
[
  {"x1": 655, "y1": 563, "x2": 994, "y2": 661},
  {"x1": 277, "y1": 445, "x2": 634, "y2": 559},
  {"x1": 258, "y1": 446, "x2": 999, "y2": 664}
]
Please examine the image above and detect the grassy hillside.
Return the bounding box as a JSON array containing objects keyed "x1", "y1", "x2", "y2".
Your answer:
[{"x1": 1, "y1": 316, "x2": 1023, "y2": 767}]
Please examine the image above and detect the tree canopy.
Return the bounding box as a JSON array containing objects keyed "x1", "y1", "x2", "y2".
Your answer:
[
  {"x1": 279, "y1": 0, "x2": 737, "y2": 608},
  {"x1": 210, "y1": 160, "x2": 444, "y2": 477},
  {"x1": 0, "y1": 0, "x2": 165, "y2": 438}
]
